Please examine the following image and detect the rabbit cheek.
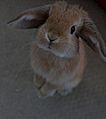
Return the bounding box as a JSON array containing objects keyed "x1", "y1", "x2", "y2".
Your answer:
[{"x1": 36, "y1": 35, "x2": 49, "y2": 51}]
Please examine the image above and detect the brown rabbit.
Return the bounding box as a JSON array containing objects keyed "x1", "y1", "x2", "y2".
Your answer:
[{"x1": 8, "y1": 1, "x2": 106, "y2": 98}]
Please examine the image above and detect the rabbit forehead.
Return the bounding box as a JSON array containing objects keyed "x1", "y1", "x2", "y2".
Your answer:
[{"x1": 47, "y1": 2, "x2": 82, "y2": 34}]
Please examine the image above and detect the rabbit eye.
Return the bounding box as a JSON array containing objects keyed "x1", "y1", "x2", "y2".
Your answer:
[{"x1": 70, "y1": 25, "x2": 76, "y2": 34}]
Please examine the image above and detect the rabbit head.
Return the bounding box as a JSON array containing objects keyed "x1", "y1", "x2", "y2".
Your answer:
[{"x1": 8, "y1": 1, "x2": 106, "y2": 61}]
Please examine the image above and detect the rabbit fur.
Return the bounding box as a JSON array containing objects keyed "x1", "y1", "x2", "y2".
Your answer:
[{"x1": 8, "y1": 1, "x2": 106, "y2": 98}]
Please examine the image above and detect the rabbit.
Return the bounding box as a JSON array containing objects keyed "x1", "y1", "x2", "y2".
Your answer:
[{"x1": 8, "y1": 1, "x2": 106, "y2": 98}]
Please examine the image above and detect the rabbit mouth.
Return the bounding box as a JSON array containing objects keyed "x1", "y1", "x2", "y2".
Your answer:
[
  {"x1": 48, "y1": 42, "x2": 53, "y2": 49},
  {"x1": 48, "y1": 45, "x2": 52, "y2": 49},
  {"x1": 38, "y1": 43, "x2": 52, "y2": 51}
]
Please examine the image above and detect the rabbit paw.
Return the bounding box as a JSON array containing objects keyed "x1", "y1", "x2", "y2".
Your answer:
[
  {"x1": 38, "y1": 83, "x2": 57, "y2": 98},
  {"x1": 58, "y1": 89, "x2": 72, "y2": 96},
  {"x1": 33, "y1": 74, "x2": 45, "y2": 89}
]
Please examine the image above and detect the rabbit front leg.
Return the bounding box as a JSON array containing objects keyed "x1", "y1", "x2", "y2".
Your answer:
[
  {"x1": 33, "y1": 74, "x2": 45, "y2": 89},
  {"x1": 33, "y1": 75, "x2": 57, "y2": 98},
  {"x1": 38, "y1": 82, "x2": 57, "y2": 98}
]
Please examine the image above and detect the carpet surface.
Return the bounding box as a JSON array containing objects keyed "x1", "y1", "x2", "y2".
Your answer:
[{"x1": 0, "y1": 0, "x2": 106, "y2": 119}]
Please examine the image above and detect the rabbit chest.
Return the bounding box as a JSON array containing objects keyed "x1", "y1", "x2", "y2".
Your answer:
[{"x1": 31, "y1": 43, "x2": 86, "y2": 86}]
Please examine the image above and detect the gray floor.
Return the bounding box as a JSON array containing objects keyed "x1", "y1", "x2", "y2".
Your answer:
[{"x1": 0, "y1": 0, "x2": 106, "y2": 119}]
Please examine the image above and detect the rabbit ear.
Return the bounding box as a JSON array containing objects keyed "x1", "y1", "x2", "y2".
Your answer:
[
  {"x1": 78, "y1": 17, "x2": 106, "y2": 62},
  {"x1": 7, "y1": 5, "x2": 50, "y2": 29}
]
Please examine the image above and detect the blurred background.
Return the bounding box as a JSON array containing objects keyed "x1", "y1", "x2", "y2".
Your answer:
[{"x1": 0, "y1": 0, "x2": 106, "y2": 119}]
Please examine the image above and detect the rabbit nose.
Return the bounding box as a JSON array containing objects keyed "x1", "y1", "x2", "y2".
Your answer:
[{"x1": 46, "y1": 33, "x2": 57, "y2": 43}]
